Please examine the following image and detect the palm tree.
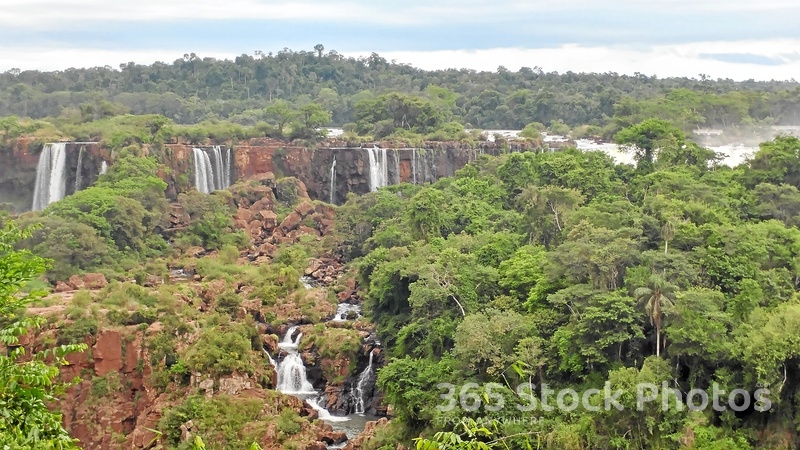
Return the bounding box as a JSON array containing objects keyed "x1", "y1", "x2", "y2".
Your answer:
[{"x1": 634, "y1": 274, "x2": 676, "y2": 358}]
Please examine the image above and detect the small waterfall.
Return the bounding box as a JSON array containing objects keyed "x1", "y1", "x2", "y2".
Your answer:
[
  {"x1": 391, "y1": 150, "x2": 400, "y2": 185},
  {"x1": 74, "y1": 146, "x2": 84, "y2": 191},
  {"x1": 411, "y1": 149, "x2": 417, "y2": 185},
  {"x1": 366, "y1": 146, "x2": 388, "y2": 192},
  {"x1": 329, "y1": 156, "x2": 337, "y2": 204},
  {"x1": 309, "y1": 398, "x2": 350, "y2": 423},
  {"x1": 227, "y1": 148, "x2": 233, "y2": 179},
  {"x1": 353, "y1": 351, "x2": 374, "y2": 415},
  {"x1": 274, "y1": 326, "x2": 316, "y2": 394},
  {"x1": 266, "y1": 326, "x2": 351, "y2": 426},
  {"x1": 100, "y1": 161, "x2": 108, "y2": 175},
  {"x1": 332, "y1": 303, "x2": 361, "y2": 322},
  {"x1": 32, "y1": 143, "x2": 67, "y2": 211}
]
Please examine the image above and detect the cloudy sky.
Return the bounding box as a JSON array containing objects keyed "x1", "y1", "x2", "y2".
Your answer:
[{"x1": 1, "y1": 0, "x2": 799, "y2": 80}]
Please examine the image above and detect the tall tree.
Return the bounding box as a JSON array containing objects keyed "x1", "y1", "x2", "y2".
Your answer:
[{"x1": 634, "y1": 274, "x2": 676, "y2": 358}]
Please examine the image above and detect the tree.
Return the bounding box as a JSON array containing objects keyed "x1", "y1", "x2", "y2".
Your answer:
[
  {"x1": 290, "y1": 103, "x2": 331, "y2": 139},
  {"x1": 614, "y1": 119, "x2": 685, "y2": 172},
  {"x1": 634, "y1": 274, "x2": 676, "y2": 357},
  {"x1": 314, "y1": 44, "x2": 325, "y2": 58},
  {"x1": 264, "y1": 99, "x2": 298, "y2": 136},
  {"x1": 0, "y1": 223, "x2": 86, "y2": 447}
]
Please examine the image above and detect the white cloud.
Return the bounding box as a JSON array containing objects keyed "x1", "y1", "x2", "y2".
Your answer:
[
  {"x1": 2, "y1": 0, "x2": 798, "y2": 27},
  {"x1": 1, "y1": 39, "x2": 798, "y2": 81},
  {"x1": 362, "y1": 40, "x2": 800, "y2": 81}
]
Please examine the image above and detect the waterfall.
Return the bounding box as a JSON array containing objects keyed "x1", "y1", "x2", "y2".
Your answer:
[
  {"x1": 391, "y1": 150, "x2": 400, "y2": 185},
  {"x1": 192, "y1": 148, "x2": 213, "y2": 194},
  {"x1": 411, "y1": 149, "x2": 417, "y2": 185},
  {"x1": 309, "y1": 398, "x2": 350, "y2": 423},
  {"x1": 353, "y1": 351, "x2": 374, "y2": 415},
  {"x1": 366, "y1": 146, "x2": 388, "y2": 192},
  {"x1": 332, "y1": 303, "x2": 361, "y2": 322},
  {"x1": 193, "y1": 147, "x2": 232, "y2": 194},
  {"x1": 329, "y1": 156, "x2": 337, "y2": 204},
  {"x1": 100, "y1": 161, "x2": 108, "y2": 175},
  {"x1": 273, "y1": 326, "x2": 316, "y2": 394},
  {"x1": 211, "y1": 145, "x2": 232, "y2": 190},
  {"x1": 74, "y1": 146, "x2": 84, "y2": 191},
  {"x1": 32, "y1": 143, "x2": 67, "y2": 211}
]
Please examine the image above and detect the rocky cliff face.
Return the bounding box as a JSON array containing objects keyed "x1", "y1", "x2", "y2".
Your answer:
[
  {"x1": 1, "y1": 137, "x2": 534, "y2": 212},
  {"x1": 170, "y1": 138, "x2": 534, "y2": 205}
]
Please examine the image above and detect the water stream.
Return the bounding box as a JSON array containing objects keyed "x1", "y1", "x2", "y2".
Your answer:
[{"x1": 329, "y1": 156, "x2": 337, "y2": 204}]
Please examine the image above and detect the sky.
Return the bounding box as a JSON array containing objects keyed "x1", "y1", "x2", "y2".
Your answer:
[{"x1": 1, "y1": 0, "x2": 799, "y2": 80}]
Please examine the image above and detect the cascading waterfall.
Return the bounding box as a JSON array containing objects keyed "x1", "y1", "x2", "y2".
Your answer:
[
  {"x1": 274, "y1": 326, "x2": 316, "y2": 395},
  {"x1": 353, "y1": 351, "x2": 374, "y2": 415},
  {"x1": 74, "y1": 146, "x2": 84, "y2": 191},
  {"x1": 267, "y1": 326, "x2": 350, "y2": 424},
  {"x1": 329, "y1": 157, "x2": 337, "y2": 204},
  {"x1": 366, "y1": 146, "x2": 388, "y2": 192},
  {"x1": 192, "y1": 147, "x2": 233, "y2": 194},
  {"x1": 32, "y1": 143, "x2": 67, "y2": 211},
  {"x1": 100, "y1": 161, "x2": 108, "y2": 175}
]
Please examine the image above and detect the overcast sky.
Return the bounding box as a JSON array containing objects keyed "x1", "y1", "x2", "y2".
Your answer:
[{"x1": 1, "y1": 0, "x2": 799, "y2": 80}]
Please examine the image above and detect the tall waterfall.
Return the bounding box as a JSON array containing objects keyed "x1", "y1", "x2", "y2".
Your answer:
[
  {"x1": 411, "y1": 149, "x2": 417, "y2": 185},
  {"x1": 32, "y1": 143, "x2": 67, "y2": 211},
  {"x1": 366, "y1": 146, "x2": 388, "y2": 192},
  {"x1": 329, "y1": 157, "x2": 337, "y2": 204},
  {"x1": 100, "y1": 161, "x2": 108, "y2": 176},
  {"x1": 192, "y1": 147, "x2": 232, "y2": 194},
  {"x1": 353, "y1": 351, "x2": 374, "y2": 415},
  {"x1": 275, "y1": 326, "x2": 316, "y2": 395},
  {"x1": 391, "y1": 150, "x2": 400, "y2": 185},
  {"x1": 74, "y1": 146, "x2": 84, "y2": 191}
]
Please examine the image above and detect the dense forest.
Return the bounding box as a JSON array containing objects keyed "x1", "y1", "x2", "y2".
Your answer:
[
  {"x1": 5, "y1": 48, "x2": 800, "y2": 449},
  {"x1": 1, "y1": 47, "x2": 800, "y2": 141},
  {"x1": 337, "y1": 130, "x2": 800, "y2": 449}
]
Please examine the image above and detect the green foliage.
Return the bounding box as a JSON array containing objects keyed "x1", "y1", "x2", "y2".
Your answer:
[{"x1": 0, "y1": 223, "x2": 86, "y2": 448}]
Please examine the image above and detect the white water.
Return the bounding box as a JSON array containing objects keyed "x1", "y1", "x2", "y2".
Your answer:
[
  {"x1": 309, "y1": 398, "x2": 350, "y2": 423},
  {"x1": 329, "y1": 157, "x2": 337, "y2": 204},
  {"x1": 366, "y1": 146, "x2": 389, "y2": 192},
  {"x1": 353, "y1": 351, "x2": 374, "y2": 415},
  {"x1": 391, "y1": 150, "x2": 400, "y2": 185},
  {"x1": 193, "y1": 147, "x2": 232, "y2": 194},
  {"x1": 32, "y1": 143, "x2": 67, "y2": 211},
  {"x1": 74, "y1": 146, "x2": 84, "y2": 191},
  {"x1": 332, "y1": 303, "x2": 361, "y2": 322},
  {"x1": 275, "y1": 326, "x2": 316, "y2": 394},
  {"x1": 411, "y1": 149, "x2": 417, "y2": 184},
  {"x1": 267, "y1": 326, "x2": 351, "y2": 431},
  {"x1": 99, "y1": 160, "x2": 108, "y2": 175}
]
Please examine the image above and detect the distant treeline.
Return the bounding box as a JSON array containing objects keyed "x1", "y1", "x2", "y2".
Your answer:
[{"x1": 1, "y1": 47, "x2": 799, "y2": 136}]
